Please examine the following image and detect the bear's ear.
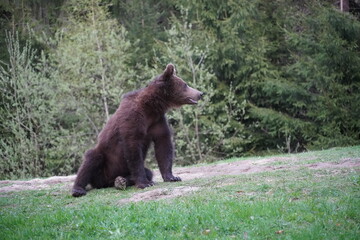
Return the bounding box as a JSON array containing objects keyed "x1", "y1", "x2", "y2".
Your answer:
[{"x1": 163, "y1": 63, "x2": 176, "y2": 80}]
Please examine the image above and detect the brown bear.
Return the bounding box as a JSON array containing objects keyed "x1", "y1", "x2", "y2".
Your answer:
[{"x1": 72, "y1": 64, "x2": 203, "y2": 197}]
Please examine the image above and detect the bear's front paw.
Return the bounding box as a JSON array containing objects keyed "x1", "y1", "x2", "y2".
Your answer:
[
  {"x1": 164, "y1": 176, "x2": 182, "y2": 182},
  {"x1": 135, "y1": 181, "x2": 155, "y2": 189},
  {"x1": 72, "y1": 187, "x2": 87, "y2": 197}
]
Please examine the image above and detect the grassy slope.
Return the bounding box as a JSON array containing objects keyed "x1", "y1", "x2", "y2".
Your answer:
[{"x1": 0, "y1": 146, "x2": 359, "y2": 239}]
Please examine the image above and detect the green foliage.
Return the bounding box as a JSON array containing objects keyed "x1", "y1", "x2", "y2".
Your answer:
[
  {"x1": 0, "y1": 33, "x2": 76, "y2": 179},
  {"x1": 153, "y1": 14, "x2": 251, "y2": 164},
  {"x1": 53, "y1": 0, "x2": 136, "y2": 122},
  {"x1": 0, "y1": 0, "x2": 142, "y2": 179},
  {"x1": 109, "y1": 0, "x2": 174, "y2": 66},
  {"x1": 282, "y1": 3, "x2": 360, "y2": 149},
  {"x1": 50, "y1": 0, "x2": 142, "y2": 170},
  {"x1": 0, "y1": 0, "x2": 360, "y2": 178},
  {"x1": 180, "y1": 0, "x2": 360, "y2": 153}
]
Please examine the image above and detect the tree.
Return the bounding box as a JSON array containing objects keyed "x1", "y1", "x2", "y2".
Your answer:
[
  {"x1": 0, "y1": 33, "x2": 72, "y2": 179},
  {"x1": 52, "y1": 0, "x2": 136, "y2": 139},
  {"x1": 340, "y1": 0, "x2": 350, "y2": 12},
  {"x1": 108, "y1": 0, "x2": 175, "y2": 66},
  {"x1": 153, "y1": 12, "x2": 250, "y2": 164},
  {"x1": 177, "y1": 0, "x2": 360, "y2": 153},
  {"x1": 283, "y1": 3, "x2": 360, "y2": 148}
]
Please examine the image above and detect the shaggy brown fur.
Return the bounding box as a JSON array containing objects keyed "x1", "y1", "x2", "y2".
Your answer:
[{"x1": 72, "y1": 64, "x2": 203, "y2": 197}]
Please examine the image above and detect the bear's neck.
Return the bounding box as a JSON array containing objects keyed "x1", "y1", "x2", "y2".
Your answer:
[{"x1": 140, "y1": 91, "x2": 171, "y2": 116}]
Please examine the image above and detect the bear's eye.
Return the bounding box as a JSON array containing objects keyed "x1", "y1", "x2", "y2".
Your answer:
[{"x1": 183, "y1": 83, "x2": 188, "y2": 90}]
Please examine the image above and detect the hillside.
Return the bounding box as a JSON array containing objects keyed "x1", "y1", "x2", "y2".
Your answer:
[{"x1": 1, "y1": 146, "x2": 359, "y2": 239}]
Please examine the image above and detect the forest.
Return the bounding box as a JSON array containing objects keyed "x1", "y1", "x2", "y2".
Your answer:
[{"x1": 0, "y1": 0, "x2": 359, "y2": 179}]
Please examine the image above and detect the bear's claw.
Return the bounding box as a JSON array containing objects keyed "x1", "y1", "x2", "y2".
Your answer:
[{"x1": 164, "y1": 176, "x2": 182, "y2": 182}]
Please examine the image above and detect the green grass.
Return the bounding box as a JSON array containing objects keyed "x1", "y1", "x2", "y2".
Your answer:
[{"x1": 1, "y1": 146, "x2": 359, "y2": 239}]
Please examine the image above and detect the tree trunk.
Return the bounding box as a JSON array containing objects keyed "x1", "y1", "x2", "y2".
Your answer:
[
  {"x1": 91, "y1": 4, "x2": 110, "y2": 121},
  {"x1": 340, "y1": 0, "x2": 350, "y2": 12},
  {"x1": 190, "y1": 61, "x2": 203, "y2": 162}
]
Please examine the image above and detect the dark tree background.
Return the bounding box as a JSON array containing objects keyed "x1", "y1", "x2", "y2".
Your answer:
[{"x1": 0, "y1": 0, "x2": 359, "y2": 179}]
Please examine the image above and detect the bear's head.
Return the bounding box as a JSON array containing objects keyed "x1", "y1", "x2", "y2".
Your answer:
[{"x1": 154, "y1": 64, "x2": 204, "y2": 108}]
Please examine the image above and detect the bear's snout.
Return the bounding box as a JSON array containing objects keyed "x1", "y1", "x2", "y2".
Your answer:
[
  {"x1": 194, "y1": 90, "x2": 204, "y2": 101},
  {"x1": 185, "y1": 86, "x2": 203, "y2": 105}
]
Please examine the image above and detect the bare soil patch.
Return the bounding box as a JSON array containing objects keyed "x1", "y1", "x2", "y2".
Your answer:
[
  {"x1": 0, "y1": 176, "x2": 76, "y2": 194},
  {"x1": 168, "y1": 157, "x2": 360, "y2": 181},
  {"x1": 1, "y1": 156, "x2": 359, "y2": 202},
  {"x1": 118, "y1": 186, "x2": 200, "y2": 204}
]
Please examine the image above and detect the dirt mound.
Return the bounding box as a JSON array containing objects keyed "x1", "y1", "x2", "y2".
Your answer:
[
  {"x1": 0, "y1": 176, "x2": 75, "y2": 193},
  {"x1": 169, "y1": 157, "x2": 360, "y2": 181}
]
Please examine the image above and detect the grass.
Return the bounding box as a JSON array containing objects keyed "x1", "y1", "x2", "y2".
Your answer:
[{"x1": 1, "y1": 146, "x2": 359, "y2": 239}]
